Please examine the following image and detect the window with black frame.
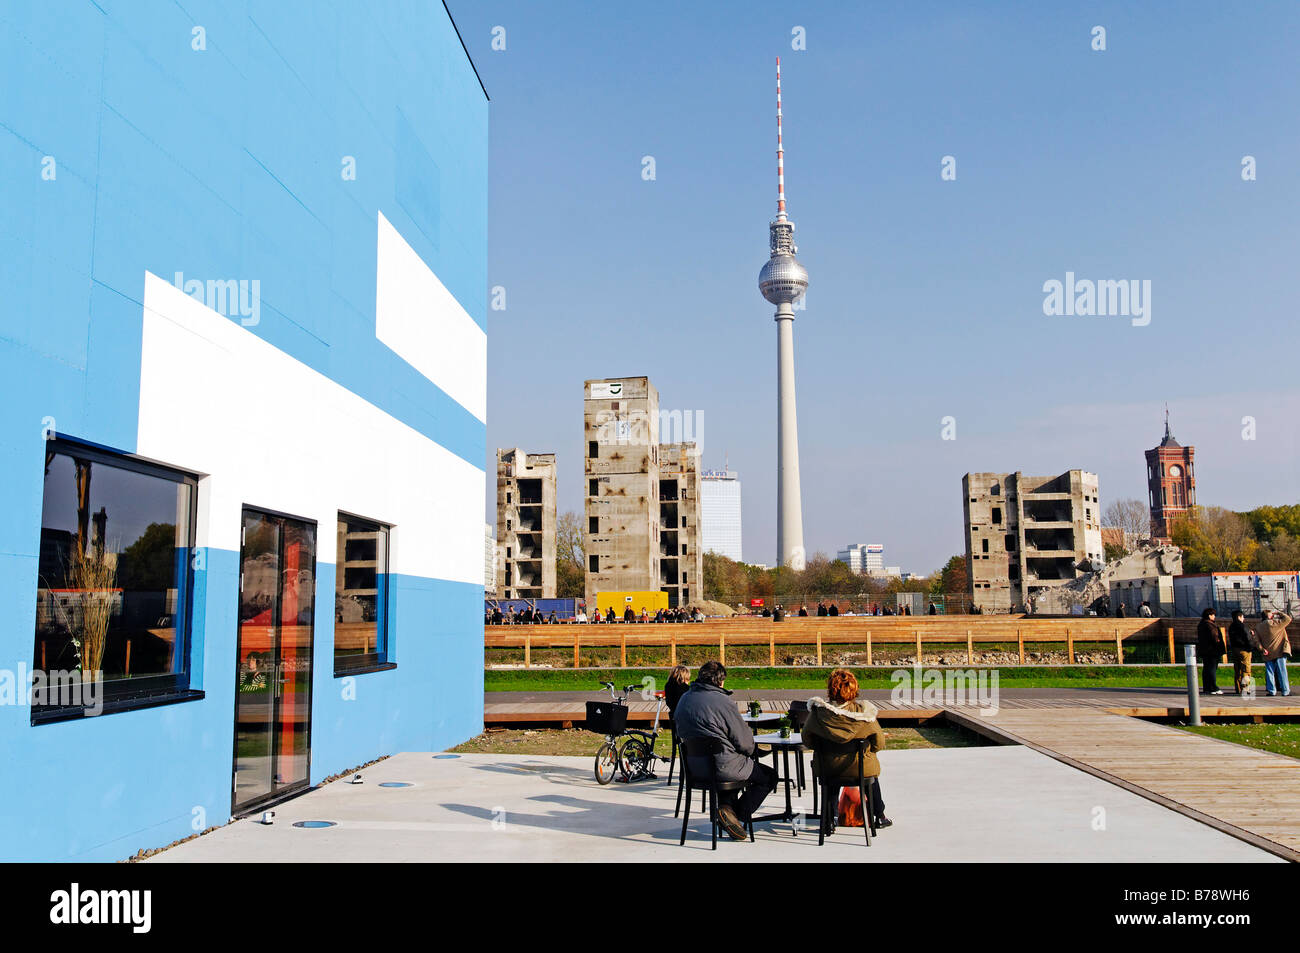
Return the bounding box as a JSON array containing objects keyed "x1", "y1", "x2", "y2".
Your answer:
[
  {"x1": 334, "y1": 514, "x2": 392, "y2": 673},
  {"x1": 34, "y1": 441, "x2": 197, "y2": 719}
]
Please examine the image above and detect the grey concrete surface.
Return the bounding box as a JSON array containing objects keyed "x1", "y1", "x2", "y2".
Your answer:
[{"x1": 147, "y1": 747, "x2": 1280, "y2": 863}]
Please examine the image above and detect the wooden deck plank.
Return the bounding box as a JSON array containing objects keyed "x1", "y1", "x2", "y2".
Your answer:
[{"x1": 958, "y1": 707, "x2": 1300, "y2": 860}]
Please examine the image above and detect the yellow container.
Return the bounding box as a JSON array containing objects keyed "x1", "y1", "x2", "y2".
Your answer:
[{"x1": 595, "y1": 590, "x2": 670, "y2": 618}]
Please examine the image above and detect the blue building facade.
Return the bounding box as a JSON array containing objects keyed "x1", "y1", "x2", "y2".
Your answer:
[{"x1": 1, "y1": 1, "x2": 487, "y2": 860}]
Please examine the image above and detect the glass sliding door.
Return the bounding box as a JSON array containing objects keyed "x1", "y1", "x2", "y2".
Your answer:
[{"x1": 233, "y1": 508, "x2": 316, "y2": 813}]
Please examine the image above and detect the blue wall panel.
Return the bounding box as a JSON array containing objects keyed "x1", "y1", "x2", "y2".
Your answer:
[{"x1": 0, "y1": 0, "x2": 487, "y2": 861}]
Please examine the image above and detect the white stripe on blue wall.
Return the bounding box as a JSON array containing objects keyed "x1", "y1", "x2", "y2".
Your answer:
[
  {"x1": 136, "y1": 271, "x2": 485, "y2": 584},
  {"x1": 375, "y1": 211, "x2": 487, "y2": 423}
]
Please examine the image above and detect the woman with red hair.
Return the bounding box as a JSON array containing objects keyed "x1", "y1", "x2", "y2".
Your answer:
[{"x1": 801, "y1": 667, "x2": 891, "y2": 834}]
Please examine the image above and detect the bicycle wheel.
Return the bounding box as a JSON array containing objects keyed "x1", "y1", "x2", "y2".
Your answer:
[
  {"x1": 594, "y1": 741, "x2": 620, "y2": 785},
  {"x1": 618, "y1": 736, "x2": 652, "y2": 781}
]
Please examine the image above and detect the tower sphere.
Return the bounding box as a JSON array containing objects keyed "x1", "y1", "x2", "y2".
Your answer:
[{"x1": 758, "y1": 254, "x2": 808, "y2": 305}]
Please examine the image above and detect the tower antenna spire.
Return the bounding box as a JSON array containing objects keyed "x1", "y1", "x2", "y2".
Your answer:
[{"x1": 775, "y1": 56, "x2": 787, "y2": 222}]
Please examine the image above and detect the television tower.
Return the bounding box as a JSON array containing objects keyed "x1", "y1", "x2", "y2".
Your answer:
[{"x1": 758, "y1": 56, "x2": 808, "y2": 571}]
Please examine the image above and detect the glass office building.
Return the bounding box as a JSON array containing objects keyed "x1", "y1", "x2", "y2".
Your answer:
[{"x1": 700, "y1": 469, "x2": 743, "y2": 562}]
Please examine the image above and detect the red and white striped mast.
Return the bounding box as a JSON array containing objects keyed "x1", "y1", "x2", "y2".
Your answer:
[{"x1": 776, "y1": 55, "x2": 787, "y2": 222}]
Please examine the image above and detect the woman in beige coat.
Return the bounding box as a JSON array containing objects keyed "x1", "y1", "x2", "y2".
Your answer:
[{"x1": 801, "y1": 668, "x2": 892, "y2": 833}]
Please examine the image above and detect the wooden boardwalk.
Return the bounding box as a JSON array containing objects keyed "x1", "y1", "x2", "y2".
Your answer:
[{"x1": 949, "y1": 707, "x2": 1300, "y2": 861}]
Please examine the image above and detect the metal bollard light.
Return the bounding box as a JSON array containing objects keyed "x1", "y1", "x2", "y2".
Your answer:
[{"x1": 1184, "y1": 644, "x2": 1201, "y2": 727}]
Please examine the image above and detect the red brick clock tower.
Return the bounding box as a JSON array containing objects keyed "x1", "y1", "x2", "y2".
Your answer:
[{"x1": 1145, "y1": 410, "x2": 1195, "y2": 542}]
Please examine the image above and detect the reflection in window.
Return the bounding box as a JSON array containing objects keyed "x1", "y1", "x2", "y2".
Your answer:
[
  {"x1": 334, "y1": 514, "x2": 390, "y2": 672},
  {"x1": 34, "y1": 442, "x2": 195, "y2": 700}
]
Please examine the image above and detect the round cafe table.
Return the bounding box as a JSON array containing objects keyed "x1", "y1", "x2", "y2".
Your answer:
[
  {"x1": 749, "y1": 732, "x2": 819, "y2": 831},
  {"x1": 742, "y1": 711, "x2": 783, "y2": 731}
]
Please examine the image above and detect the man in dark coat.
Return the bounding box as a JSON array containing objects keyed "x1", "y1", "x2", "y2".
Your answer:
[
  {"x1": 1196, "y1": 608, "x2": 1225, "y2": 695},
  {"x1": 1227, "y1": 609, "x2": 1263, "y2": 695},
  {"x1": 672, "y1": 660, "x2": 777, "y2": 840}
]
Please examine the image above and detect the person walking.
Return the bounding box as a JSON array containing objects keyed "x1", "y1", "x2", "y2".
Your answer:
[
  {"x1": 1255, "y1": 608, "x2": 1293, "y2": 697},
  {"x1": 1138, "y1": 601, "x2": 1153, "y2": 618},
  {"x1": 1196, "y1": 608, "x2": 1225, "y2": 695},
  {"x1": 1227, "y1": 609, "x2": 1263, "y2": 696}
]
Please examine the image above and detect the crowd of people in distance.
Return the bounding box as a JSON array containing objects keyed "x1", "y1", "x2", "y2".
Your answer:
[
  {"x1": 665, "y1": 660, "x2": 892, "y2": 841},
  {"x1": 1196, "y1": 607, "x2": 1292, "y2": 697},
  {"x1": 755, "y1": 601, "x2": 924, "y2": 619},
  {"x1": 485, "y1": 604, "x2": 705, "y2": 625}
]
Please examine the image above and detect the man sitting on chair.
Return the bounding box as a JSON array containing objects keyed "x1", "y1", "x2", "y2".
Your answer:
[{"x1": 672, "y1": 660, "x2": 777, "y2": 841}]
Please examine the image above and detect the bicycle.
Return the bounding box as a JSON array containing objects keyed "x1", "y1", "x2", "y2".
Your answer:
[{"x1": 587, "y1": 681, "x2": 668, "y2": 784}]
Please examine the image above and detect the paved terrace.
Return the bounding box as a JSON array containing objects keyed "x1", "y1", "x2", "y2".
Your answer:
[
  {"x1": 486, "y1": 687, "x2": 1300, "y2": 861},
  {"x1": 148, "y1": 748, "x2": 1279, "y2": 863}
]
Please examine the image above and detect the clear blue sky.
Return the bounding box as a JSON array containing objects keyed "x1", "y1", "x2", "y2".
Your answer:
[{"x1": 451, "y1": 0, "x2": 1300, "y2": 574}]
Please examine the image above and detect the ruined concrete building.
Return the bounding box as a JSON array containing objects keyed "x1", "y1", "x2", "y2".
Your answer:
[
  {"x1": 963, "y1": 470, "x2": 1104, "y2": 613},
  {"x1": 658, "y1": 442, "x2": 704, "y2": 607},
  {"x1": 495, "y1": 448, "x2": 557, "y2": 599},
  {"x1": 583, "y1": 377, "x2": 703, "y2": 609}
]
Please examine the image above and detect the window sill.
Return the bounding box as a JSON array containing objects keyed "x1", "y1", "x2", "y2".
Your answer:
[
  {"x1": 31, "y1": 689, "x2": 205, "y2": 726},
  {"x1": 333, "y1": 661, "x2": 396, "y2": 678}
]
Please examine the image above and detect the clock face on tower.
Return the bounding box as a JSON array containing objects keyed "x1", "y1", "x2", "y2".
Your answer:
[{"x1": 1169, "y1": 465, "x2": 1182, "y2": 477}]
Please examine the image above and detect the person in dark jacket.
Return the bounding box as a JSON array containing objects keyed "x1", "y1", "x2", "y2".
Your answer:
[
  {"x1": 1227, "y1": 609, "x2": 1262, "y2": 695},
  {"x1": 1115, "y1": 602, "x2": 1126, "y2": 618},
  {"x1": 1196, "y1": 608, "x2": 1225, "y2": 695},
  {"x1": 664, "y1": 664, "x2": 691, "y2": 717},
  {"x1": 828, "y1": 603, "x2": 839, "y2": 617},
  {"x1": 672, "y1": 660, "x2": 777, "y2": 840},
  {"x1": 800, "y1": 668, "x2": 891, "y2": 834}
]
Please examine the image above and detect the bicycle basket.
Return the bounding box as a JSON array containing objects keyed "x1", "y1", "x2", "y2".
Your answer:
[{"x1": 585, "y1": 700, "x2": 628, "y2": 735}]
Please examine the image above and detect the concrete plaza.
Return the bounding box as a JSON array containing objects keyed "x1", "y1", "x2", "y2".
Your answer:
[{"x1": 148, "y1": 746, "x2": 1278, "y2": 863}]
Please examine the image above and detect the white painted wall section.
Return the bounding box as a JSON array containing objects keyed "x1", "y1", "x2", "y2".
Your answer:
[
  {"x1": 136, "y1": 271, "x2": 485, "y2": 585},
  {"x1": 374, "y1": 211, "x2": 487, "y2": 423}
]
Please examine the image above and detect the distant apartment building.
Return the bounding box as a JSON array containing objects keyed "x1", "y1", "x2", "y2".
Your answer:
[
  {"x1": 963, "y1": 470, "x2": 1104, "y2": 613},
  {"x1": 496, "y1": 448, "x2": 557, "y2": 599},
  {"x1": 583, "y1": 377, "x2": 703, "y2": 608},
  {"x1": 837, "y1": 543, "x2": 884, "y2": 574},
  {"x1": 700, "y1": 467, "x2": 743, "y2": 561},
  {"x1": 484, "y1": 523, "x2": 499, "y2": 596}
]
